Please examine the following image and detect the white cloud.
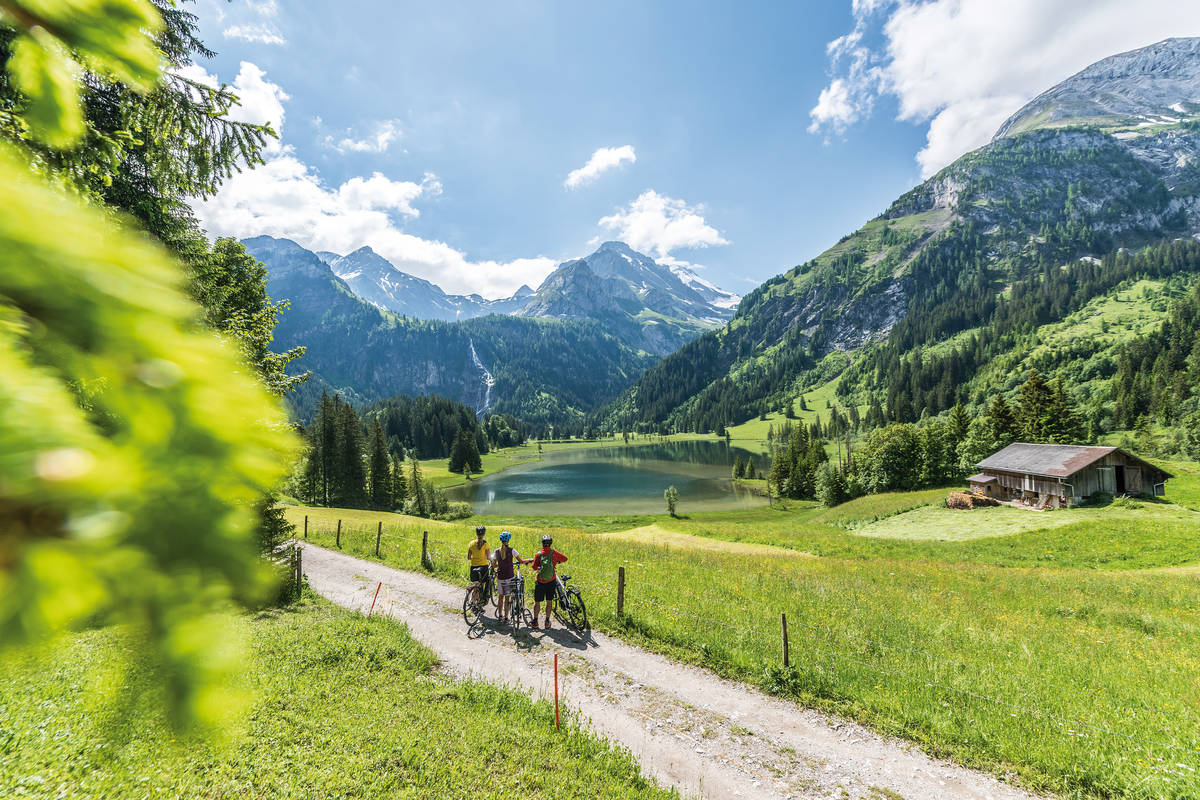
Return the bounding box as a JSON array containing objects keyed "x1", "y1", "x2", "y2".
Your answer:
[
  {"x1": 190, "y1": 63, "x2": 554, "y2": 298},
  {"x1": 325, "y1": 119, "x2": 403, "y2": 153},
  {"x1": 220, "y1": 0, "x2": 283, "y2": 44},
  {"x1": 195, "y1": 156, "x2": 555, "y2": 297},
  {"x1": 811, "y1": 0, "x2": 1200, "y2": 176},
  {"x1": 598, "y1": 190, "x2": 729, "y2": 260},
  {"x1": 223, "y1": 24, "x2": 285, "y2": 45},
  {"x1": 564, "y1": 145, "x2": 637, "y2": 189}
]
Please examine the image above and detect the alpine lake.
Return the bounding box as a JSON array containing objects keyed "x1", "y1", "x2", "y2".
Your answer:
[{"x1": 445, "y1": 440, "x2": 770, "y2": 515}]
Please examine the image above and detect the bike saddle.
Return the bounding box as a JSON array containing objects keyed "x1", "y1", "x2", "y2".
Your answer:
[{"x1": 561, "y1": 574, "x2": 571, "y2": 581}]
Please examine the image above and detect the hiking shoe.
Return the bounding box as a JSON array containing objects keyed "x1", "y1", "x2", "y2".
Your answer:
[
  {"x1": 530, "y1": 619, "x2": 539, "y2": 629},
  {"x1": 543, "y1": 618, "x2": 552, "y2": 629}
]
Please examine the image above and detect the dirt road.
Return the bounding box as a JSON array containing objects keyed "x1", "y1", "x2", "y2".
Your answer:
[{"x1": 303, "y1": 544, "x2": 1042, "y2": 800}]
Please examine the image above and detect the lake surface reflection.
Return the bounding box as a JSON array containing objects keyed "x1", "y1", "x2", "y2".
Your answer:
[{"x1": 446, "y1": 440, "x2": 768, "y2": 515}]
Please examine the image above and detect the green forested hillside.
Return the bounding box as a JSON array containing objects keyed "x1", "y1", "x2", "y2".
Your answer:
[
  {"x1": 601, "y1": 120, "x2": 1200, "y2": 439},
  {"x1": 246, "y1": 237, "x2": 654, "y2": 428}
]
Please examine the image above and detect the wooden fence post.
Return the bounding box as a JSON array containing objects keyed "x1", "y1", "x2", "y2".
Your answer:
[
  {"x1": 294, "y1": 546, "x2": 302, "y2": 592},
  {"x1": 421, "y1": 530, "x2": 429, "y2": 570},
  {"x1": 303, "y1": 515, "x2": 308, "y2": 540},
  {"x1": 617, "y1": 566, "x2": 626, "y2": 616},
  {"x1": 336, "y1": 519, "x2": 342, "y2": 549},
  {"x1": 375, "y1": 521, "x2": 382, "y2": 558},
  {"x1": 781, "y1": 613, "x2": 789, "y2": 667}
]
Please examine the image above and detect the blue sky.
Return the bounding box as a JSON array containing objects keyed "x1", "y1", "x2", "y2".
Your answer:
[{"x1": 189, "y1": 0, "x2": 1200, "y2": 297}]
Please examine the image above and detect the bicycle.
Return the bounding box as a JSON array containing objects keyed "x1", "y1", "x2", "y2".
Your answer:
[
  {"x1": 462, "y1": 566, "x2": 496, "y2": 626},
  {"x1": 504, "y1": 573, "x2": 534, "y2": 629},
  {"x1": 553, "y1": 574, "x2": 588, "y2": 633}
]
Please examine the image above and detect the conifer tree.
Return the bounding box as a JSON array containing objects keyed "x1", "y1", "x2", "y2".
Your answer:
[
  {"x1": 390, "y1": 454, "x2": 408, "y2": 504},
  {"x1": 1045, "y1": 378, "x2": 1085, "y2": 443},
  {"x1": 408, "y1": 456, "x2": 426, "y2": 517},
  {"x1": 367, "y1": 418, "x2": 392, "y2": 510},
  {"x1": 947, "y1": 402, "x2": 970, "y2": 444},
  {"x1": 1016, "y1": 369, "x2": 1053, "y2": 441},
  {"x1": 333, "y1": 400, "x2": 367, "y2": 508},
  {"x1": 988, "y1": 394, "x2": 1020, "y2": 444},
  {"x1": 732, "y1": 456, "x2": 745, "y2": 479}
]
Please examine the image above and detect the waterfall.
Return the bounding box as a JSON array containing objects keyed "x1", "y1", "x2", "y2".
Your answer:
[{"x1": 469, "y1": 338, "x2": 495, "y2": 415}]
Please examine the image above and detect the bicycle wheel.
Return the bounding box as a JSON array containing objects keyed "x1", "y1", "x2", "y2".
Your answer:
[
  {"x1": 489, "y1": 574, "x2": 499, "y2": 610},
  {"x1": 568, "y1": 589, "x2": 588, "y2": 631},
  {"x1": 462, "y1": 586, "x2": 481, "y2": 626},
  {"x1": 558, "y1": 589, "x2": 583, "y2": 632}
]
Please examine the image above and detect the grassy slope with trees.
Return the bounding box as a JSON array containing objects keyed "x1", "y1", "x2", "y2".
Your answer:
[{"x1": 599, "y1": 122, "x2": 1200, "y2": 454}]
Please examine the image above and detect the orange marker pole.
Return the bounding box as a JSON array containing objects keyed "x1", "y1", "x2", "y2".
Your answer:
[
  {"x1": 553, "y1": 652, "x2": 560, "y2": 730},
  {"x1": 368, "y1": 581, "x2": 382, "y2": 616}
]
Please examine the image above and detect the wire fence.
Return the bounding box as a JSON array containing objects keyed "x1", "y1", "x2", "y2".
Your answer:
[{"x1": 295, "y1": 513, "x2": 1200, "y2": 790}]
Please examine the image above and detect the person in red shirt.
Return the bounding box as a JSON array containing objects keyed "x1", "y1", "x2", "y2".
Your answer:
[{"x1": 531, "y1": 534, "x2": 567, "y2": 629}]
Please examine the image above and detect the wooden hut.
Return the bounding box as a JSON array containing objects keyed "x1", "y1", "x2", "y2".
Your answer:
[{"x1": 969, "y1": 443, "x2": 1171, "y2": 508}]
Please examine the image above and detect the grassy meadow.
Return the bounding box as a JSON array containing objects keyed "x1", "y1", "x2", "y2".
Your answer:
[
  {"x1": 288, "y1": 474, "x2": 1200, "y2": 800},
  {"x1": 0, "y1": 596, "x2": 676, "y2": 800}
]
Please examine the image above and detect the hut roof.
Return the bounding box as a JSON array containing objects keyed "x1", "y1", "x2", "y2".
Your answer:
[
  {"x1": 966, "y1": 473, "x2": 998, "y2": 484},
  {"x1": 976, "y1": 443, "x2": 1172, "y2": 480}
]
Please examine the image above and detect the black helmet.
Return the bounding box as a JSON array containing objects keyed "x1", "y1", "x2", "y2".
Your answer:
[
  {"x1": 541, "y1": 534, "x2": 552, "y2": 545},
  {"x1": 475, "y1": 525, "x2": 486, "y2": 536}
]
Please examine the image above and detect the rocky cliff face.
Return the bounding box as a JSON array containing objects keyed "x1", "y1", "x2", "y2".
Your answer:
[
  {"x1": 996, "y1": 37, "x2": 1200, "y2": 138},
  {"x1": 512, "y1": 241, "x2": 737, "y2": 355}
]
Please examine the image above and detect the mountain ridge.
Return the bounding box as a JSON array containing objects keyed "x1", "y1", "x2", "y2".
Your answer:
[
  {"x1": 244, "y1": 235, "x2": 654, "y2": 428},
  {"x1": 602, "y1": 37, "x2": 1200, "y2": 434},
  {"x1": 296, "y1": 239, "x2": 738, "y2": 355}
]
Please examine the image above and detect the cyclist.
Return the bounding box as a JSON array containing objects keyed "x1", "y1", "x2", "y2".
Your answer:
[
  {"x1": 465, "y1": 525, "x2": 490, "y2": 604},
  {"x1": 531, "y1": 534, "x2": 567, "y2": 629},
  {"x1": 490, "y1": 530, "x2": 529, "y2": 623}
]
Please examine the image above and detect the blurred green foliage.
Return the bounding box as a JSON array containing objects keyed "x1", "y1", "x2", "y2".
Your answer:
[{"x1": 0, "y1": 0, "x2": 296, "y2": 730}]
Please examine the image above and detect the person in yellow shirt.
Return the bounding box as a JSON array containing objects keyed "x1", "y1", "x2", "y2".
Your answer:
[{"x1": 466, "y1": 525, "x2": 491, "y2": 605}]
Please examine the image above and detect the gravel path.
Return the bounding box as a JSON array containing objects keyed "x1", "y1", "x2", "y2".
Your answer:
[{"x1": 303, "y1": 544, "x2": 1044, "y2": 800}]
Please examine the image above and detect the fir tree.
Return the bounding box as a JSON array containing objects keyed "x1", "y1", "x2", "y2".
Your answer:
[
  {"x1": 1016, "y1": 369, "x2": 1053, "y2": 441},
  {"x1": 1044, "y1": 378, "x2": 1085, "y2": 444},
  {"x1": 367, "y1": 418, "x2": 392, "y2": 510},
  {"x1": 947, "y1": 402, "x2": 970, "y2": 445},
  {"x1": 732, "y1": 456, "x2": 745, "y2": 479},
  {"x1": 448, "y1": 428, "x2": 483, "y2": 474},
  {"x1": 408, "y1": 456, "x2": 426, "y2": 517},
  {"x1": 396, "y1": 453, "x2": 415, "y2": 503},
  {"x1": 988, "y1": 395, "x2": 1020, "y2": 444},
  {"x1": 333, "y1": 400, "x2": 367, "y2": 508}
]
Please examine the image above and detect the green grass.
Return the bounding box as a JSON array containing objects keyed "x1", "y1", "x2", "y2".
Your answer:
[
  {"x1": 726, "y1": 373, "x2": 867, "y2": 443},
  {"x1": 0, "y1": 596, "x2": 676, "y2": 799},
  {"x1": 290, "y1": 497, "x2": 1200, "y2": 799}
]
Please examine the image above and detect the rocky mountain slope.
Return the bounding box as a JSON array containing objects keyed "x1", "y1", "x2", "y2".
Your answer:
[
  {"x1": 519, "y1": 241, "x2": 738, "y2": 354},
  {"x1": 309, "y1": 240, "x2": 737, "y2": 356},
  {"x1": 245, "y1": 236, "x2": 653, "y2": 427},
  {"x1": 606, "y1": 37, "x2": 1200, "y2": 433},
  {"x1": 996, "y1": 37, "x2": 1200, "y2": 137},
  {"x1": 317, "y1": 246, "x2": 531, "y2": 321}
]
